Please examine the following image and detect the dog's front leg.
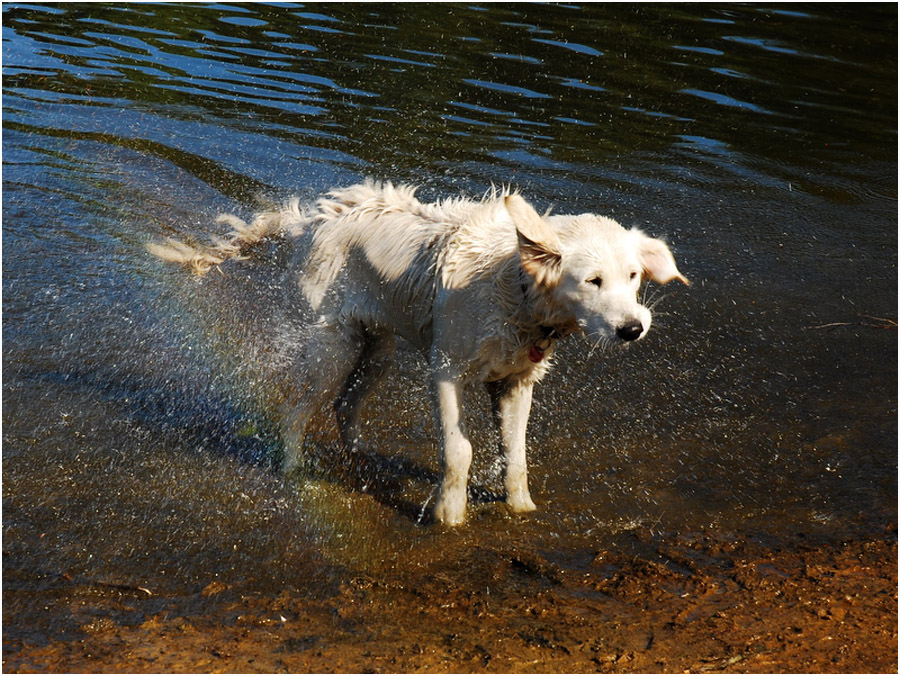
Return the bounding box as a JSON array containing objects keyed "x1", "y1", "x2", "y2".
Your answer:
[
  {"x1": 487, "y1": 377, "x2": 538, "y2": 514},
  {"x1": 432, "y1": 376, "x2": 473, "y2": 526}
]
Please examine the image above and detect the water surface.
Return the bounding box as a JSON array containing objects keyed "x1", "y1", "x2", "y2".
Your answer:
[{"x1": 3, "y1": 1, "x2": 896, "y2": 630}]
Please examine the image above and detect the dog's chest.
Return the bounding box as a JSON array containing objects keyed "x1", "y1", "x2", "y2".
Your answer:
[{"x1": 481, "y1": 336, "x2": 554, "y2": 382}]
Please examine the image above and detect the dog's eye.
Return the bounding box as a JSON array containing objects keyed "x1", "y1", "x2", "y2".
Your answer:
[
  {"x1": 589, "y1": 277, "x2": 603, "y2": 288},
  {"x1": 630, "y1": 271, "x2": 639, "y2": 281}
]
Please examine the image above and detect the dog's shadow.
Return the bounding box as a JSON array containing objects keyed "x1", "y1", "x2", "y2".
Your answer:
[
  {"x1": 284, "y1": 437, "x2": 505, "y2": 525},
  {"x1": 36, "y1": 328, "x2": 503, "y2": 525},
  {"x1": 56, "y1": 366, "x2": 485, "y2": 524},
  {"x1": 116, "y1": 380, "x2": 461, "y2": 524}
]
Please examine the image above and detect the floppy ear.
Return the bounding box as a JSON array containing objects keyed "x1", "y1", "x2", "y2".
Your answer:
[
  {"x1": 506, "y1": 194, "x2": 562, "y2": 287},
  {"x1": 637, "y1": 232, "x2": 689, "y2": 285}
]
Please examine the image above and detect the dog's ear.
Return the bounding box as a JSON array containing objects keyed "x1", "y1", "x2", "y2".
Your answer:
[
  {"x1": 637, "y1": 233, "x2": 689, "y2": 285},
  {"x1": 506, "y1": 194, "x2": 562, "y2": 287}
]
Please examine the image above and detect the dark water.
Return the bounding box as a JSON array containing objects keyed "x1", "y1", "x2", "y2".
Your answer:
[{"x1": 3, "y1": 0, "x2": 896, "y2": 621}]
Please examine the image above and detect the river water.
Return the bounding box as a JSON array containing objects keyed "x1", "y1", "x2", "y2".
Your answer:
[{"x1": 3, "y1": 1, "x2": 896, "y2": 628}]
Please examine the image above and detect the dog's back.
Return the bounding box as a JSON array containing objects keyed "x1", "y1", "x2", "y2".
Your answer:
[{"x1": 300, "y1": 181, "x2": 520, "y2": 352}]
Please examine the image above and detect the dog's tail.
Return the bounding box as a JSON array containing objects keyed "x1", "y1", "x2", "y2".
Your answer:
[{"x1": 147, "y1": 198, "x2": 308, "y2": 275}]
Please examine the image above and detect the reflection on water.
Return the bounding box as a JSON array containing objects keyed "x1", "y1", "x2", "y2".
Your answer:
[{"x1": 3, "y1": 0, "x2": 896, "y2": 612}]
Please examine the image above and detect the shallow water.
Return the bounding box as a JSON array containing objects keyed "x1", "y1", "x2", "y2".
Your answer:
[{"x1": 3, "y1": 1, "x2": 896, "y2": 616}]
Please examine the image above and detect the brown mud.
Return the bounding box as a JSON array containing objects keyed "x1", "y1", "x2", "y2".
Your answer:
[{"x1": 4, "y1": 527, "x2": 896, "y2": 674}]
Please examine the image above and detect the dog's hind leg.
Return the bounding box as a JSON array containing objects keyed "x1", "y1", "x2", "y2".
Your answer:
[
  {"x1": 278, "y1": 319, "x2": 366, "y2": 474},
  {"x1": 487, "y1": 376, "x2": 538, "y2": 514},
  {"x1": 334, "y1": 329, "x2": 397, "y2": 452},
  {"x1": 280, "y1": 392, "x2": 315, "y2": 475}
]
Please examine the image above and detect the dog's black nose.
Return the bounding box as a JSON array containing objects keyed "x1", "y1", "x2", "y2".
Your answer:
[{"x1": 616, "y1": 321, "x2": 644, "y2": 341}]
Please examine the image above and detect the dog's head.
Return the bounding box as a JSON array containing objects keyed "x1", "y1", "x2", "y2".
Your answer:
[{"x1": 506, "y1": 194, "x2": 688, "y2": 344}]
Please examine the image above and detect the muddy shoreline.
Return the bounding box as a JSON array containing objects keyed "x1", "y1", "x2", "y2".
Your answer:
[{"x1": 5, "y1": 527, "x2": 896, "y2": 673}]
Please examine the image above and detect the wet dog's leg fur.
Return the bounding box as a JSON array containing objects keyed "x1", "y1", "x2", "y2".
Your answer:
[{"x1": 487, "y1": 377, "x2": 538, "y2": 514}]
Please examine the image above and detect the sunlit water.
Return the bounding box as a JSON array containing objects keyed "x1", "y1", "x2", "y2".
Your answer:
[{"x1": 3, "y1": 2, "x2": 896, "y2": 609}]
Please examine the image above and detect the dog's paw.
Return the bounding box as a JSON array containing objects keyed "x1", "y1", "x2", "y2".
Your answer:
[
  {"x1": 434, "y1": 495, "x2": 467, "y2": 526},
  {"x1": 506, "y1": 492, "x2": 537, "y2": 514}
]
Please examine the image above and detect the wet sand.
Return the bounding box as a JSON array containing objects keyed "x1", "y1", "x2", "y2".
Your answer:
[{"x1": 4, "y1": 527, "x2": 895, "y2": 673}]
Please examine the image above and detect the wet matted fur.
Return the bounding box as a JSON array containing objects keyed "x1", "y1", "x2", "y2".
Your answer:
[{"x1": 149, "y1": 180, "x2": 688, "y2": 525}]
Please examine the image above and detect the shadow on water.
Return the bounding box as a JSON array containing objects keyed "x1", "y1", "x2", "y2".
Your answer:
[{"x1": 11, "y1": 367, "x2": 279, "y2": 468}]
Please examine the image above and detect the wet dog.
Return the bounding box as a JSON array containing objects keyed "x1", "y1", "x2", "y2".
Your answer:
[{"x1": 149, "y1": 180, "x2": 687, "y2": 525}]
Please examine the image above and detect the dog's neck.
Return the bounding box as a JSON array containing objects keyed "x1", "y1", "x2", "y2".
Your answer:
[{"x1": 513, "y1": 266, "x2": 578, "y2": 341}]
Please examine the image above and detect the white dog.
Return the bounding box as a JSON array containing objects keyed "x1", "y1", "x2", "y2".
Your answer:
[{"x1": 149, "y1": 180, "x2": 687, "y2": 525}]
